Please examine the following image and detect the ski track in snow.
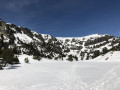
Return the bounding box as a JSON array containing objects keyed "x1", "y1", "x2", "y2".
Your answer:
[{"x1": 0, "y1": 61, "x2": 120, "y2": 90}]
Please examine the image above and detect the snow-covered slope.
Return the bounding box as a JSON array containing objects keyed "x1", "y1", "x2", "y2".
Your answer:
[
  {"x1": 56, "y1": 34, "x2": 120, "y2": 60},
  {"x1": 93, "y1": 51, "x2": 120, "y2": 62},
  {"x1": 0, "y1": 19, "x2": 120, "y2": 62},
  {"x1": 57, "y1": 34, "x2": 105, "y2": 41}
]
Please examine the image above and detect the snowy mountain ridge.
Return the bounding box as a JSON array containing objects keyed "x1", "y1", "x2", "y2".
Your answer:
[
  {"x1": 0, "y1": 19, "x2": 120, "y2": 63},
  {"x1": 57, "y1": 34, "x2": 105, "y2": 39}
]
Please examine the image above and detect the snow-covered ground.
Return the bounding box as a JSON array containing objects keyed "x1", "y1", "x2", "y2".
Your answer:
[{"x1": 0, "y1": 53, "x2": 120, "y2": 90}]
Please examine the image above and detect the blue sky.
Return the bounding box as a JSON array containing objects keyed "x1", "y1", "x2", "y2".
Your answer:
[{"x1": 0, "y1": 0, "x2": 120, "y2": 37}]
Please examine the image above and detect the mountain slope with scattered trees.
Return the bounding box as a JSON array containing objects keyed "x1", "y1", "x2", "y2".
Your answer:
[{"x1": 0, "y1": 19, "x2": 120, "y2": 68}]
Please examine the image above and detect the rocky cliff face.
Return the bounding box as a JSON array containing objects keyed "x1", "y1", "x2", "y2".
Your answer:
[{"x1": 0, "y1": 19, "x2": 120, "y2": 61}]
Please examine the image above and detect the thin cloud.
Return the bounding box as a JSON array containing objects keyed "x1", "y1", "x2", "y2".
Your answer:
[{"x1": 2, "y1": 0, "x2": 39, "y2": 11}]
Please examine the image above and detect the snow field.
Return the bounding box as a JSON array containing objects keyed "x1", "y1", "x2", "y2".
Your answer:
[
  {"x1": 0, "y1": 51, "x2": 120, "y2": 90},
  {"x1": 0, "y1": 59, "x2": 120, "y2": 90}
]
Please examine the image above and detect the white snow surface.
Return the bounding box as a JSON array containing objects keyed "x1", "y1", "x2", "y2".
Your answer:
[
  {"x1": 14, "y1": 33, "x2": 33, "y2": 44},
  {"x1": 56, "y1": 34, "x2": 105, "y2": 41},
  {"x1": 0, "y1": 52, "x2": 120, "y2": 90}
]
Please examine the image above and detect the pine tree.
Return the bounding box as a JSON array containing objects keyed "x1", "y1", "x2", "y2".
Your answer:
[
  {"x1": 92, "y1": 50, "x2": 100, "y2": 59},
  {"x1": 102, "y1": 47, "x2": 108, "y2": 54},
  {"x1": 67, "y1": 55, "x2": 73, "y2": 61},
  {"x1": 0, "y1": 49, "x2": 15, "y2": 66}
]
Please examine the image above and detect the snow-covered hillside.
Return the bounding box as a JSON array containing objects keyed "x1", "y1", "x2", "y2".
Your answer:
[
  {"x1": 0, "y1": 19, "x2": 120, "y2": 68},
  {"x1": 56, "y1": 34, "x2": 120, "y2": 60},
  {"x1": 93, "y1": 51, "x2": 120, "y2": 61}
]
